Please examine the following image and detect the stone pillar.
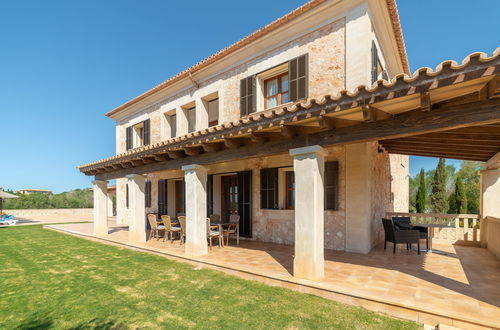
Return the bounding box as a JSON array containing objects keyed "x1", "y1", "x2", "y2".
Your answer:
[
  {"x1": 345, "y1": 142, "x2": 372, "y2": 254},
  {"x1": 127, "y1": 174, "x2": 146, "y2": 243},
  {"x1": 106, "y1": 192, "x2": 114, "y2": 217},
  {"x1": 92, "y1": 179, "x2": 108, "y2": 236},
  {"x1": 182, "y1": 164, "x2": 208, "y2": 257},
  {"x1": 289, "y1": 145, "x2": 326, "y2": 281},
  {"x1": 481, "y1": 151, "x2": 500, "y2": 219}
]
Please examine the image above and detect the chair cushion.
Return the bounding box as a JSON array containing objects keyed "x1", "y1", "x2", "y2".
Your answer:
[{"x1": 157, "y1": 225, "x2": 165, "y2": 229}]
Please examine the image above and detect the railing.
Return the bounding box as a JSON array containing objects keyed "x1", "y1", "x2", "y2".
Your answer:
[{"x1": 386, "y1": 212, "x2": 481, "y2": 245}]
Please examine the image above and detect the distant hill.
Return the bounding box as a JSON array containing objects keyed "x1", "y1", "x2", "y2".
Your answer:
[{"x1": 3, "y1": 189, "x2": 93, "y2": 209}]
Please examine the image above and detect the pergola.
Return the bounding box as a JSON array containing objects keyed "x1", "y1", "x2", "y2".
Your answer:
[{"x1": 80, "y1": 51, "x2": 500, "y2": 179}]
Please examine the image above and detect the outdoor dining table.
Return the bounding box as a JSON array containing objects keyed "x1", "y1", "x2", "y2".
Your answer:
[
  {"x1": 413, "y1": 223, "x2": 453, "y2": 254},
  {"x1": 211, "y1": 222, "x2": 240, "y2": 246}
]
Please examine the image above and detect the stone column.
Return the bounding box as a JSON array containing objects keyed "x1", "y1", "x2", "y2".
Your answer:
[
  {"x1": 289, "y1": 145, "x2": 326, "y2": 281},
  {"x1": 127, "y1": 174, "x2": 146, "y2": 243},
  {"x1": 182, "y1": 164, "x2": 208, "y2": 257},
  {"x1": 92, "y1": 179, "x2": 108, "y2": 236},
  {"x1": 106, "y1": 191, "x2": 114, "y2": 217},
  {"x1": 345, "y1": 142, "x2": 372, "y2": 254}
]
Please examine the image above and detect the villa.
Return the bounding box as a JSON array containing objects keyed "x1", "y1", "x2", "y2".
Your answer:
[{"x1": 76, "y1": 1, "x2": 500, "y2": 325}]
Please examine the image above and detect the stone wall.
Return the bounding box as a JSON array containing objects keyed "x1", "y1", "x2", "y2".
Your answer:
[
  {"x1": 115, "y1": 18, "x2": 346, "y2": 154},
  {"x1": 4, "y1": 208, "x2": 93, "y2": 222}
]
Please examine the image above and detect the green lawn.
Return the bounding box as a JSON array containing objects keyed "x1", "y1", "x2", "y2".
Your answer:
[{"x1": 0, "y1": 225, "x2": 420, "y2": 329}]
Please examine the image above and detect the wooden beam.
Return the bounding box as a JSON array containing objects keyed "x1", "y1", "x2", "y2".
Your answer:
[
  {"x1": 319, "y1": 116, "x2": 359, "y2": 130},
  {"x1": 111, "y1": 164, "x2": 124, "y2": 170},
  {"x1": 362, "y1": 105, "x2": 392, "y2": 122},
  {"x1": 249, "y1": 133, "x2": 267, "y2": 144},
  {"x1": 385, "y1": 149, "x2": 490, "y2": 162},
  {"x1": 381, "y1": 137, "x2": 500, "y2": 148},
  {"x1": 280, "y1": 125, "x2": 296, "y2": 139},
  {"x1": 223, "y1": 137, "x2": 241, "y2": 149},
  {"x1": 183, "y1": 146, "x2": 203, "y2": 156},
  {"x1": 131, "y1": 159, "x2": 144, "y2": 166},
  {"x1": 201, "y1": 142, "x2": 223, "y2": 153},
  {"x1": 167, "y1": 150, "x2": 186, "y2": 159},
  {"x1": 380, "y1": 143, "x2": 499, "y2": 154},
  {"x1": 141, "y1": 157, "x2": 157, "y2": 164},
  {"x1": 120, "y1": 161, "x2": 134, "y2": 168},
  {"x1": 420, "y1": 91, "x2": 431, "y2": 112},
  {"x1": 153, "y1": 154, "x2": 170, "y2": 162}
]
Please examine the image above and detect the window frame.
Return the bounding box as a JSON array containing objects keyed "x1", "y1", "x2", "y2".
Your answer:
[
  {"x1": 284, "y1": 170, "x2": 295, "y2": 210},
  {"x1": 263, "y1": 72, "x2": 289, "y2": 110}
]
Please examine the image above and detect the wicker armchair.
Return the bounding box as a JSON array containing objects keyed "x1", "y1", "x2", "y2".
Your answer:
[
  {"x1": 147, "y1": 214, "x2": 165, "y2": 240},
  {"x1": 381, "y1": 218, "x2": 420, "y2": 254},
  {"x1": 392, "y1": 216, "x2": 429, "y2": 250},
  {"x1": 207, "y1": 218, "x2": 224, "y2": 249},
  {"x1": 223, "y1": 214, "x2": 240, "y2": 246},
  {"x1": 161, "y1": 215, "x2": 182, "y2": 243}
]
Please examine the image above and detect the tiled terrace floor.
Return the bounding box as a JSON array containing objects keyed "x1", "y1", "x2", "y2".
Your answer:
[{"x1": 47, "y1": 222, "x2": 500, "y2": 329}]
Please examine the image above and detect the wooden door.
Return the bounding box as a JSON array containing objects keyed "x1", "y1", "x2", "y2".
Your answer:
[{"x1": 221, "y1": 175, "x2": 238, "y2": 223}]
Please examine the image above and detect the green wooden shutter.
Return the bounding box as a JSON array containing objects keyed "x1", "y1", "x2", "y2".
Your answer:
[
  {"x1": 157, "y1": 179, "x2": 168, "y2": 216},
  {"x1": 371, "y1": 41, "x2": 378, "y2": 84},
  {"x1": 207, "y1": 174, "x2": 213, "y2": 216},
  {"x1": 143, "y1": 119, "x2": 150, "y2": 145},
  {"x1": 126, "y1": 126, "x2": 132, "y2": 150},
  {"x1": 240, "y1": 76, "x2": 256, "y2": 117},
  {"x1": 145, "y1": 180, "x2": 151, "y2": 208},
  {"x1": 289, "y1": 54, "x2": 308, "y2": 102},
  {"x1": 325, "y1": 161, "x2": 339, "y2": 210},
  {"x1": 126, "y1": 184, "x2": 129, "y2": 208}
]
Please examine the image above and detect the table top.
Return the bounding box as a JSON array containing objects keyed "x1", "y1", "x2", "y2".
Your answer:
[{"x1": 413, "y1": 223, "x2": 453, "y2": 228}]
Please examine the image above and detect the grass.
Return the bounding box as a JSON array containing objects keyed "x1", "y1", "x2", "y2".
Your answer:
[{"x1": 0, "y1": 225, "x2": 420, "y2": 329}]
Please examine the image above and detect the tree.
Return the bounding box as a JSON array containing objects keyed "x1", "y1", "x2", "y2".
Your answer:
[
  {"x1": 448, "y1": 175, "x2": 467, "y2": 214},
  {"x1": 458, "y1": 161, "x2": 482, "y2": 214},
  {"x1": 454, "y1": 175, "x2": 468, "y2": 214},
  {"x1": 430, "y1": 158, "x2": 448, "y2": 213},
  {"x1": 415, "y1": 169, "x2": 426, "y2": 213}
]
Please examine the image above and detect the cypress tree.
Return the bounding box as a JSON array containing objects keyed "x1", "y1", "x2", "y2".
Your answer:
[
  {"x1": 415, "y1": 168, "x2": 426, "y2": 213},
  {"x1": 430, "y1": 158, "x2": 448, "y2": 213},
  {"x1": 454, "y1": 175, "x2": 468, "y2": 214}
]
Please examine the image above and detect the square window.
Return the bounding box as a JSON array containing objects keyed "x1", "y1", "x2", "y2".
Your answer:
[
  {"x1": 264, "y1": 73, "x2": 289, "y2": 110},
  {"x1": 208, "y1": 98, "x2": 219, "y2": 127}
]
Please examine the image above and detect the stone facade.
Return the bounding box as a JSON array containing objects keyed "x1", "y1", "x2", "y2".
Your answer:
[
  {"x1": 115, "y1": 18, "x2": 345, "y2": 155},
  {"x1": 108, "y1": 2, "x2": 409, "y2": 253}
]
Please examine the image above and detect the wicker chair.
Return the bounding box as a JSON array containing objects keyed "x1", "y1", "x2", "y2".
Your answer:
[
  {"x1": 161, "y1": 215, "x2": 182, "y2": 243},
  {"x1": 177, "y1": 216, "x2": 186, "y2": 244},
  {"x1": 207, "y1": 218, "x2": 224, "y2": 249},
  {"x1": 209, "y1": 214, "x2": 221, "y2": 225},
  {"x1": 147, "y1": 214, "x2": 165, "y2": 240},
  {"x1": 223, "y1": 214, "x2": 240, "y2": 246},
  {"x1": 381, "y1": 218, "x2": 420, "y2": 254},
  {"x1": 392, "y1": 216, "x2": 429, "y2": 250}
]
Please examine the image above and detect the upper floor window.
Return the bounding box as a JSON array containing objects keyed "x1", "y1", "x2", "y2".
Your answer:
[
  {"x1": 186, "y1": 106, "x2": 196, "y2": 133},
  {"x1": 240, "y1": 53, "x2": 308, "y2": 117},
  {"x1": 208, "y1": 98, "x2": 219, "y2": 127},
  {"x1": 264, "y1": 73, "x2": 289, "y2": 109},
  {"x1": 163, "y1": 110, "x2": 176, "y2": 139},
  {"x1": 371, "y1": 41, "x2": 388, "y2": 83},
  {"x1": 126, "y1": 119, "x2": 150, "y2": 150}
]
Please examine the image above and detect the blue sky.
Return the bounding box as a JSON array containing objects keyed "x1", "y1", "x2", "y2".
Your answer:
[{"x1": 0, "y1": 1, "x2": 498, "y2": 193}]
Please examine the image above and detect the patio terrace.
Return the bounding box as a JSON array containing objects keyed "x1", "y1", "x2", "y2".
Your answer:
[{"x1": 47, "y1": 220, "x2": 500, "y2": 329}]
